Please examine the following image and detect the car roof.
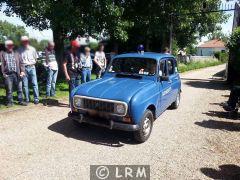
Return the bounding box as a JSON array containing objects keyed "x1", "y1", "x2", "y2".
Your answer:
[{"x1": 113, "y1": 52, "x2": 175, "y2": 61}]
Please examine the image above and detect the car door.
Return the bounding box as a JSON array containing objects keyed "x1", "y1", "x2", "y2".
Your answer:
[
  {"x1": 157, "y1": 59, "x2": 172, "y2": 115},
  {"x1": 166, "y1": 58, "x2": 180, "y2": 104}
]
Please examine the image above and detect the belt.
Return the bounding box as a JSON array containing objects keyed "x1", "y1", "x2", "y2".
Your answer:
[{"x1": 82, "y1": 67, "x2": 91, "y2": 69}]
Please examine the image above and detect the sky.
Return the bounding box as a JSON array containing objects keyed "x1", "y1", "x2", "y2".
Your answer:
[{"x1": 0, "y1": 0, "x2": 238, "y2": 42}]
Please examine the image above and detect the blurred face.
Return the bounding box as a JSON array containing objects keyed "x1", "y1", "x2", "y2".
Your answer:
[
  {"x1": 48, "y1": 43, "x2": 55, "y2": 50},
  {"x1": 99, "y1": 45, "x2": 104, "y2": 51},
  {"x1": 6, "y1": 44, "x2": 14, "y2": 52},
  {"x1": 71, "y1": 46, "x2": 79, "y2": 53},
  {"x1": 22, "y1": 40, "x2": 29, "y2": 47},
  {"x1": 85, "y1": 49, "x2": 90, "y2": 56}
]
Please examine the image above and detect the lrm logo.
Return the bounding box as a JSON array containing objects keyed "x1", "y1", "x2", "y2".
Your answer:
[{"x1": 90, "y1": 165, "x2": 150, "y2": 180}]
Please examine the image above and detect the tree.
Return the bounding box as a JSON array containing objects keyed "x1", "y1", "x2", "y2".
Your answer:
[
  {"x1": 0, "y1": 20, "x2": 28, "y2": 47},
  {"x1": 120, "y1": 0, "x2": 228, "y2": 51},
  {"x1": 207, "y1": 30, "x2": 229, "y2": 43},
  {"x1": 0, "y1": 0, "x2": 130, "y2": 63}
]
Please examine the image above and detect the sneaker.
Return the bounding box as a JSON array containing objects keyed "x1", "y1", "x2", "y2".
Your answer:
[
  {"x1": 34, "y1": 100, "x2": 39, "y2": 105},
  {"x1": 6, "y1": 103, "x2": 13, "y2": 108},
  {"x1": 19, "y1": 101, "x2": 28, "y2": 106},
  {"x1": 223, "y1": 103, "x2": 235, "y2": 111}
]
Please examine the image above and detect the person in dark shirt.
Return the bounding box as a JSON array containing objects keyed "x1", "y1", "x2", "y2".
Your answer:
[
  {"x1": 0, "y1": 40, "x2": 27, "y2": 107},
  {"x1": 62, "y1": 40, "x2": 81, "y2": 101}
]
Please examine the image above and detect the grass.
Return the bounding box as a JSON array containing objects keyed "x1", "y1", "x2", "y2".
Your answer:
[
  {"x1": 0, "y1": 74, "x2": 96, "y2": 110},
  {"x1": 178, "y1": 59, "x2": 226, "y2": 73},
  {"x1": 0, "y1": 59, "x2": 225, "y2": 110}
]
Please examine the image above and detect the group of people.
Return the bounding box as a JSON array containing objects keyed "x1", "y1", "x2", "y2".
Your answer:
[{"x1": 0, "y1": 36, "x2": 107, "y2": 107}]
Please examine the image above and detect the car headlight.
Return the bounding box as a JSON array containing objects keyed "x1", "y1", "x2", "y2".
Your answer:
[
  {"x1": 74, "y1": 97, "x2": 82, "y2": 108},
  {"x1": 115, "y1": 104, "x2": 126, "y2": 115}
]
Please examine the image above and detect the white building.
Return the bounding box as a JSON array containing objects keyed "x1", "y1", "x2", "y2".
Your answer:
[{"x1": 197, "y1": 39, "x2": 226, "y2": 56}]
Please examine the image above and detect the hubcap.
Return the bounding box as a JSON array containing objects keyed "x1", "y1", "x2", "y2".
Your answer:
[{"x1": 143, "y1": 117, "x2": 151, "y2": 137}]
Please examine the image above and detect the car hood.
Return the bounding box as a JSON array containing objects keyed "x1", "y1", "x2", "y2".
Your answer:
[{"x1": 74, "y1": 77, "x2": 154, "y2": 103}]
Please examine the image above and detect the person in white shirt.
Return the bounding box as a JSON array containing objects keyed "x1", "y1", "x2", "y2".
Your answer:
[
  {"x1": 18, "y1": 36, "x2": 39, "y2": 104},
  {"x1": 80, "y1": 47, "x2": 92, "y2": 83},
  {"x1": 94, "y1": 44, "x2": 107, "y2": 78},
  {"x1": 45, "y1": 41, "x2": 58, "y2": 98}
]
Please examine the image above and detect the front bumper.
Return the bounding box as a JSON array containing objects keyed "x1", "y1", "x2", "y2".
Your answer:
[{"x1": 68, "y1": 111, "x2": 139, "y2": 131}]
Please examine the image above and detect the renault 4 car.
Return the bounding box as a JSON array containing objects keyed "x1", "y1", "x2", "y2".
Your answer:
[{"x1": 68, "y1": 52, "x2": 181, "y2": 143}]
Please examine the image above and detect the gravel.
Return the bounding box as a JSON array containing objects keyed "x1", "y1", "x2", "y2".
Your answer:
[{"x1": 0, "y1": 64, "x2": 239, "y2": 180}]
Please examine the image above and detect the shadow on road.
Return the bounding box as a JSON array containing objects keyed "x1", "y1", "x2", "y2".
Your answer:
[
  {"x1": 203, "y1": 110, "x2": 234, "y2": 119},
  {"x1": 201, "y1": 164, "x2": 240, "y2": 179},
  {"x1": 48, "y1": 118, "x2": 138, "y2": 147},
  {"x1": 181, "y1": 78, "x2": 228, "y2": 90},
  {"x1": 195, "y1": 120, "x2": 240, "y2": 131}
]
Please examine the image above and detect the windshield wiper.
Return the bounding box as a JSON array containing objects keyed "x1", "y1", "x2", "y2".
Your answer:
[{"x1": 116, "y1": 73, "x2": 142, "y2": 79}]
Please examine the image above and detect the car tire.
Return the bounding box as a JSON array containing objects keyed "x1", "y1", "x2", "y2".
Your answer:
[
  {"x1": 170, "y1": 91, "x2": 181, "y2": 109},
  {"x1": 134, "y1": 109, "x2": 153, "y2": 143}
]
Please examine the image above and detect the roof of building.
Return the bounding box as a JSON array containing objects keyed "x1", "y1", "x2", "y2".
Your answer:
[
  {"x1": 198, "y1": 39, "x2": 226, "y2": 48},
  {"x1": 114, "y1": 52, "x2": 174, "y2": 61}
]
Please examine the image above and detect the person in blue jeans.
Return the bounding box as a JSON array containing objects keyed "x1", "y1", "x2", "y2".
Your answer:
[
  {"x1": 62, "y1": 40, "x2": 81, "y2": 102},
  {"x1": 0, "y1": 40, "x2": 27, "y2": 107},
  {"x1": 80, "y1": 47, "x2": 92, "y2": 83},
  {"x1": 18, "y1": 36, "x2": 39, "y2": 104},
  {"x1": 45, "y1": 41, "x2": 58, "y2": 98}
]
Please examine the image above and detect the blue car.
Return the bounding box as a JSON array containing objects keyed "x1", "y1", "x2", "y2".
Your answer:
[{"x1": 69, "y1": 52, "x2": 181, "y2": 143}]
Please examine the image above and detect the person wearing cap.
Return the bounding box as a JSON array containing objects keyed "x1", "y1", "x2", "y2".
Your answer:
[
  {"x1": 80, "y1": 47, "x2": 92, "y2": 83},
  {"x1": 44, "y1": 41, "x2": 58, "y2": 99},
  {"x1": 18, "y1": 36, "x2": 39, "y2": 104},
  {"x1": 94, "y1": 43, "x2": 107, "y2": 79},
  {"x1": 0, "y1": 40, "x2": 26, "y2": 107},
  {"x1": 63, "y1": 40, "x2": 81, "y2": 100}
]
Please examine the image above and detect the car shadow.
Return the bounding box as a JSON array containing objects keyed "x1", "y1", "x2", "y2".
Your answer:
[
  {"x1": 48, "y1": 118, "x2": 138, "y2": 147},
  {"x1": 201, "y1": 164, "x2": 240, "y2": 179},
  {"x1": 181, "y1": 78, "x2": 228, "y2": 90},
  {"x1": 195, "y1": 120, "x2": 240, "y2": 132}
]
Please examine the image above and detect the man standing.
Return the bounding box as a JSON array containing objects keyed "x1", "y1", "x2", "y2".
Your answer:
[
  {"x1": 45, "y1": 41, "x2": 58, "y2": 98},
  {"x1": 94, "y1": 44, "x2": 107, "y2": 78},
  {"x1": 18, "y1": 36, "x2": 39, "y2": 104},
  {"x1": 63, "y1": 40, "x2": 81, "y2": 99},
  {"x1": 80, "y1": 47, "x2": 92, "y2": 83},
  {"x1": 0, "y1": 40, "x2": 26, "y2": 107}
]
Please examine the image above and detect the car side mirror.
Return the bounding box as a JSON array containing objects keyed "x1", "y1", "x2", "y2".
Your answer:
[{"x1": 160, "y1": 76, "x2": 170, "y2": 81}]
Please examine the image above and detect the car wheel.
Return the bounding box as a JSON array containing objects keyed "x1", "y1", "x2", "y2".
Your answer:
[
  {"x1": 170, "y1": 91, "x2": 181, "y2": 109},
  {"x1": 134, "y1": 110, "x2": 153, "y2": 143}
]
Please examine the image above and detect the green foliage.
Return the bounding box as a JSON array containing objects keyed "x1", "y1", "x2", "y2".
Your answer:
[
  {"x1": 178, "y1": 59, "x2": 224, "y2": 73},
  {"x1": 89, "y1": 42, "x2": 99, "y2": 51},
  {"x1": 0, "y1": 0, "x2": 227, "y2": 53},
  {"x1": 0, "y1": 20, "x2": 28, "y2": 47},
  {"x1": 214, "y1": 51, "x2": 228, "y2": 62},
  {"x1": 208, "y1": 30, "x2": 229, "y2": 43},
  {"x1": 29, "y1": 38, "x2": 48, "y2": 51},
  {"x1": 227, "y1": 27, "x2": 240, "y2": 72},
  {"x1": 122, "y1": 0, "x2": 227, "y2": 50}
]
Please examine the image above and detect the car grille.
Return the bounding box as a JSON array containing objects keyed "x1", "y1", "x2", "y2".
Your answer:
[{"x1": 83, "y1": 98, "x2": 115, "y2": 113}]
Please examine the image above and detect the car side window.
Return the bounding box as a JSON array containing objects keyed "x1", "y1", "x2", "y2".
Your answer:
[
  {"x1": 167, "y1": 59, "x2": 175, "y2": 75},
  {"x1": 159, "y1": 60, "x2": 167, "y2": 76}
]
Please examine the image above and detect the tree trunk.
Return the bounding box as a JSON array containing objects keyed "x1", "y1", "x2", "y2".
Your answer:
[{"x1": 53, "y1": 27, "x2": 65, "y2": 78}]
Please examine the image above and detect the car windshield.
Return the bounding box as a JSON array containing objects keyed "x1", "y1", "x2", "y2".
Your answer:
[{"x1": 108, "y1": 57, "x2": 157, "y2": 76}]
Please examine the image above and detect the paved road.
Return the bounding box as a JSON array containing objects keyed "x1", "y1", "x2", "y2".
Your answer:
[{"x1": 0, "y1": 64, "x2": 239, "y2": 180}]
